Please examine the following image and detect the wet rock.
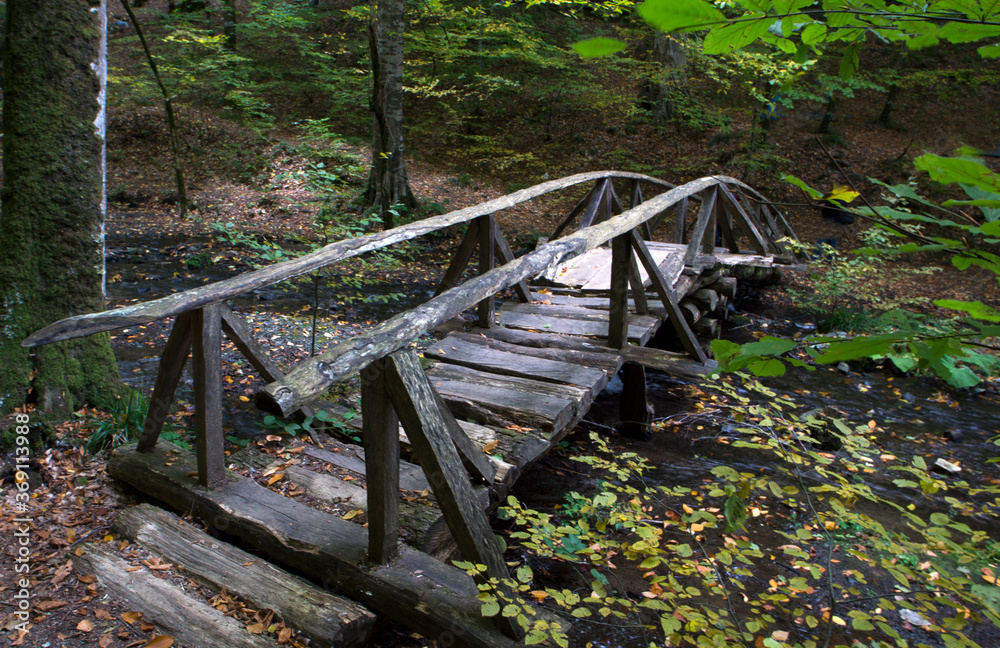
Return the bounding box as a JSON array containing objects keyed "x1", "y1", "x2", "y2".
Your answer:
[
  {"x1": 837, "y1": 362, "x2": 850, "y2": 374},
  {"x1": 944, "y1": 429, "x2": 963, "y2": 443},
  {"x1": 932, "y1": 457, "x2": 961, "y2": 475},
  {"x1": 901, "y1": 392, "x2": 917, "y2": 404},
  {"x1": 900, "y1": 608, "x2": 931, "y2": 627}
]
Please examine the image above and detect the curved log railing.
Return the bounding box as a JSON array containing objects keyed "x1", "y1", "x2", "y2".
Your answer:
[{"x1": 22, "y1": 171, "x2": 797, "y2": 646}]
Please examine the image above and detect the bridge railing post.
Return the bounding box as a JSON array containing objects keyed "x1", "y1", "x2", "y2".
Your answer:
[{"x1": 477, "y1": 214, "x2": 495, "y2": 328}]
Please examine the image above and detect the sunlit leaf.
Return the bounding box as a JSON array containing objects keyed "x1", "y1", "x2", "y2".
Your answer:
[{"x1": 572, "y1": 37, "x2": 626, "y2": 58}]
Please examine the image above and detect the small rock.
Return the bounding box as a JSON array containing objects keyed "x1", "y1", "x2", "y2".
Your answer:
[
  {"x1": 944, "y1": 429, "x2": 963, "y2": 443},
  {"x1": 902, "y1": 392, "x2": 917, "y2": 404},
  {"x1": 932, "y1": 457, "x2": 961, "y2": 475},
  {"x1": 899, "y1": 608, "x2": 932, "y2": 627},
  {"x1": 836, "y1": 362, "x2": 850, "y2": 374}
]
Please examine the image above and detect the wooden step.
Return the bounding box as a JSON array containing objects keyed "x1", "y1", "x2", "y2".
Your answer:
[
  {"x1": 426, "y1": 362, "x2": 591, "y2": 436},
  {"x1": 495, "y1": 307, "x2": 659, "y2": 346},
  {"x1": 107, "y1": 442, "x2": 522, "y2": 648},
  {"x1": 110, "y1": 504, "x2": 376, "y2": 648},
  {"x1": 424, "y1": 333, "x2": 610, "y2": 396}
]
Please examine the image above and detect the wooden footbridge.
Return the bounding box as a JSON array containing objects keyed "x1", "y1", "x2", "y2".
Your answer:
[{"x1": 24, "y1": 171, "x2": 799, "y2": 647}]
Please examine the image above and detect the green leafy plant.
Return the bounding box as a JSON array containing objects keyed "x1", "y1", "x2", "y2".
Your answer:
[
  {"x1": 81, "y1": 391, "x2": 148, "y2": 453},
  {"x1": 474, "y1": 378, "x2": 1000, "y2": 647}
]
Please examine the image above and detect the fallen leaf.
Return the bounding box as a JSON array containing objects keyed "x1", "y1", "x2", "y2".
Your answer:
[
  {"x1": 122, "y1": 611, "x2": 142, "y2": 625},
  {"x1": 267, "y1": 472, "x2": 285, "y2": 486},
  {"x1": 342, "y1": 509, "x2": 364, "y2": 520},
  {"x1": 77, "y1": 619, "x2": 94, "y2": 632},
  {"x1": 143, "y1": 635, "x2": 175, "y2": 648}
]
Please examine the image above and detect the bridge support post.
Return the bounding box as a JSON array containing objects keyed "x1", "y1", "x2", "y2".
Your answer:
[
  {"x1": 191, "y1": 304, "x2": 225, "y2": 487},
  {"x1": 609, "y1": 232, "x2": 652, "y2": 437},
  {"x1": 477, "y1": 214, "x2": 495, "y2": 328},
  {"x1": 383, "y1": 350, "x2": 521, "y2": 639},
  {"x1": 362, "y1": 357, "x2": 401, "y2": 564}
]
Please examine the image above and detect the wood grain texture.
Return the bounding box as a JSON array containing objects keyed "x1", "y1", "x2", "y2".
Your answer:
[{"x1": 112, "y1": 504, "x2": 376, "y2": 648}]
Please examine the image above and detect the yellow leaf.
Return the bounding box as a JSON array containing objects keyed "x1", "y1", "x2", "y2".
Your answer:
[
  {"x1": 530, "y1": 590, "x2": 549, "y2": 602},
  {"x1": 682, "y1": 504, "x2": 694, "y2": 515},
  {"x1": 246, "y1": 622, "x2": 265, "y2": 634},
  {"x1": 267, "y1": 472, "x2": 284, "y2": 486},
  {"x1": 827, "y1": 185, "x2": 860, "y2": 203},
  {"x1": 832, "y1": 615, "x2": 847, "y2": 626},
  {"x1": 239, "y1": 395, "x2": 250, "y2": 402},
  {"x1": 122, "y1": 611, "x2": 142, "y2": 625},
  {"x1": 342, "y1": 509, "x2": 364, "y2": 520},
  {"x1": 77, "y1": 619, "x2": 94, "y2": 632},
  {"x1": 143, "y1": 636, "x2": 176, "y2": 648},
  {"x1": 482, "y1": 440, "x2": 499, "y2": 453},
  {"x1": 690, "y1": 523, "x2": 705, "y2": 533}
]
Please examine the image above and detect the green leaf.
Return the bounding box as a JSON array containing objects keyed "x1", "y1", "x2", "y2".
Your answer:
[
  {"x1": 937, "y1": 21, "x2": 1000, "y2": 44},
  {"x1": 800, "y1": 22, "x2": 827, "y2": 45},
  {"x1": 782, "y1": 174, "x2": 823, "y2": 198},
  {"x1": 839, "y1": 43, "x2": 860, "y2": 79},
  {"x1": 816, "y1": 333, "x2": 910, "y2": 363},
  {"x1": 481, "y1": 600, "x2": 500, "y2": 617},
  {"x1": 979, "y1": 44, "x2": 1000, "y2": 58},
  {"x1": 638, "y1": 0, "x2": 726, "y2": 33},
  {"x1": 933, "y1": 299, "x2": 1000, "y2": 322},
  {"x1": 746, "y1": 358, "x2": 787, "y2": 377},
  {"x1": 703, "y1": 16, "x2": 773, "y2": 53},
  {"x1": 914, "y1": 154, "x2": 1000, "y2": 195},
  {"x1": 572, "y1": 37, "x2": 627, "y2": 58},
  {"x1": 905, "y1": 21, "x2": 940, "y2": 49},
  {"x1": 516, "y1": 565, "x2": 533, "y2": 584}
]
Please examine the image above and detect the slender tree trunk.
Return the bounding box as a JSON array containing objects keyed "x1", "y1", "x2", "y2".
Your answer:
[
  {"x1": 222, "y1": 0, "x2": 236, "y2": 49},
  {"x1": 365, "y1": 0, "x2": 416, "y2": 230},
  {"x1": 649, "y1": 32, "x2": 688, "y2": 125},
  {"x1": 0, "y1": 0, "x2": 121, "y2": 414}
]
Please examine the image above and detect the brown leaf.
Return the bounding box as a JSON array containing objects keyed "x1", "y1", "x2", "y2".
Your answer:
[
  {"x1": 482, "y1": 440, "x2": 499, "y2": 453},
  {"x1": 266, "y1": 472, "x2": 284, "y2": 486},
  {"x1": 77, "y1": 619, "x2": 95, "y2": 632},
  {"x1": 99, "y1": 634, "x2": 114, "y2": 647},
  {"x1": 143, "y1": 635, "x2": 175, "y2": 648},
  {"x1": 140, "y1": 621, "x2": 156, "y2": 632},
  {"x1": 51, "y1": 560, "x2": 73, "y2": 586},
  {"x1": 246, "y1": 622, "x2": 265, "y2": 634},
  {"x1": 121, "y1": 610, "x2": 143, "y2": 625}
]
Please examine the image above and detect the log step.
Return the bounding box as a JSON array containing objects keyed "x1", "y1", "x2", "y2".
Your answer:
[
  {"x1": 107, "y1": 442, "x2": 521, "y2": 648},
  {"x1": 75, "y1": 542, "x2": 283, "y2": 648},
  {"x1": 110, "y1": 504, "x2": 377, "y2": 648}
]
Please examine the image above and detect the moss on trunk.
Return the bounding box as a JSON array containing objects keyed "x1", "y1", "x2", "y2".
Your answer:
[{"x1": 0, "y1": 0, "x2": 120, "y2": 414}]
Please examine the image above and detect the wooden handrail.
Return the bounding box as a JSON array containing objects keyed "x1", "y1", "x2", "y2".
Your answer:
[
  {"x1": 22, "y1": 171, "x2": 680, "y2": 348},
  {"x1": 255, "y1": 175, "x2": 742, "y2": 417}
]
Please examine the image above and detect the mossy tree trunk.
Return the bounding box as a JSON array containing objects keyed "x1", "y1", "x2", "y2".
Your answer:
[
  {"x1": 364, "y1": 0, "x2": 417, "y2": 231},
  {"x1": 0, "y1": 0, "x2": 121, "y2": 414}
]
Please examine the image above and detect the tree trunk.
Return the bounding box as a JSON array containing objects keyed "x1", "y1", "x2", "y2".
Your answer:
[
  {"x1": 649, "y1": 32, "x2": 688, "y2": 125},
  {"x1": 364, "y1": 0, "x2": 417, "y2": 230},
  {"x1": 0, "y1": 0, "x2": 120, "y2": 414}
]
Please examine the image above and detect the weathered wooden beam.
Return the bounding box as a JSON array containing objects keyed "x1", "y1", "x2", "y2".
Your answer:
[
  {"x1": 630, "y1": 231, "x2": 708, "y2": 364},
  {"x1": 577, "y1": 179, "x2": 609, "y2": 230},
  {"x1": 701, "y1": 190, "x2": 718, "y2": 255},
  {"x1": 550, "y1": 183, "x2": 597, "y2": 240},
  {"x1": 435, "y1": 220, "x2": 479, "y2": 296},
  {"x1": 191, "y1": 304, "x2": 225, "y2": 487},
  {"x1": 113, "y1": 504, "x2": 377, "y2": 648},
  {"x1": 256, "y1": 175, "x2": 732, "y2": 417},
  {"x1": 477, "y1": 214, "x2": 496, "y2": 328},
  {"x1": 632, "y1": 181, "x2": 653, "y2": 239},
  {"x1": 684, "y1": 188, "x2": 718, "y2": 266},
  {"x1": 720, "y1": 187, "x2": 769, "y2": 254},
  {"x1": 674, "y1": 197, "x2": 689, "y2": 244},
  {"x1": 361, "y1": 358, "x2": 401, "y2": 563},
  {"x1": 137, "y1": 312, "x2": 194, "y2": 453},
  {"x1": 608, "y1": 234, "x2": 631, "y2": 350},
  {"x1": 382, "y1": 351, "x2": 521, "y2": 639},
  {"x1": 24, "y1": 171, "x2": 680, "y2": 347},
  {"x1": 493, "y1": 225, "x2": 531, "y2": 302}
]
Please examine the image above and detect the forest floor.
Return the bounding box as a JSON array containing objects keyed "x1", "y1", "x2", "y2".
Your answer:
[{"x1": 5, "y1": 59, "x2": 1000, "y2": 648}]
